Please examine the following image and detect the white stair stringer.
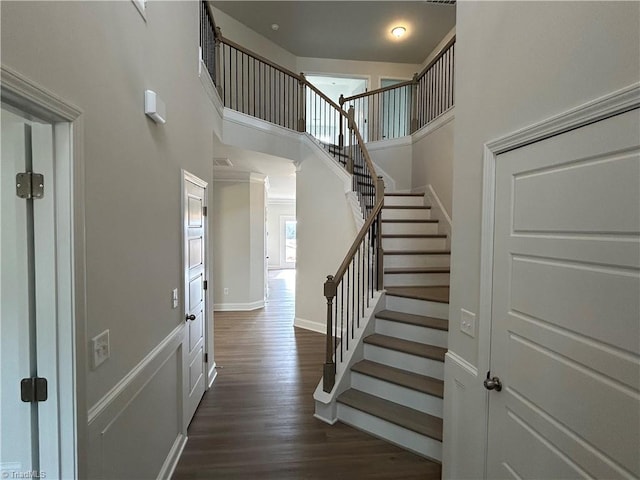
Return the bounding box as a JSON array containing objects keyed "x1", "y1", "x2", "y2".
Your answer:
[{"x1": 346, "y1": 191, "x2": 365, "y2": 231}]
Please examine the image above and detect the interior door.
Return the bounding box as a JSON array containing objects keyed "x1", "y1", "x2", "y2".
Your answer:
[
  {"x1": 487, "y1": 108, "x2": 640, "y2": 478},
  {"x1": 183, "y1": 171, "x2": 208, "y2": 426},
  {"x1": 1, "y1": 107, "x2": 37, "y2": 476},
  {"x1": 1, "y1": 106, "x2": 59, "y2": 477}
]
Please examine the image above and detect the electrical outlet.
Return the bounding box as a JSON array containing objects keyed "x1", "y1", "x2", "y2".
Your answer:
[
  {"x1": 460, "y1": 309, "x2": 476, "y2": 338},
  {"x1": 92, "y1": 329, "x2": 110, "y2": 369},
  {"x1": 172, "y1": 288, "x2": 179, "y2": 309},
  {"x1": 224, "y1": 288, "x2": 229, "y2": 295}
]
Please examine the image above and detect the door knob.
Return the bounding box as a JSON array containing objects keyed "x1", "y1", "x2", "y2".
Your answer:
[
  {"x1": 186, "y1": 314, "x2": 196, "y2": 321},
  {"x1": 483, "y1": 371, "x2": 502, "y2": 391}
]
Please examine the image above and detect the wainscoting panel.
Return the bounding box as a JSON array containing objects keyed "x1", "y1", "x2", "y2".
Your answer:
[{"x1": 87, "y1": 325, "x2": 184, "y2": 479}]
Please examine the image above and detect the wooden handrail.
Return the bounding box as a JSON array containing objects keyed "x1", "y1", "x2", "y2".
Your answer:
[
  {"x1": 351, "y1": 123, "x2": 378, "y2": 180},
  {"x1": 219, "y1": 35, "x2": 302, "y2": 81},
  {"x1": 417, "y1": 35, "x2": 456, "y2": 79},
  {"x1": 342, "y1": 79, "x2": 413, "y2": 103},
  {"x1": 203, "y1": 1, "x2": 218, "y2": 33},
  {"x1": 340, "y1": 35, "x2": 456, "y2": 104},
  {"x1": 304, "y1": 81, "x2": 347, "y2": 115},
  {"x1": 333, "y1": 196, "x2": 383, "y2": 283}
]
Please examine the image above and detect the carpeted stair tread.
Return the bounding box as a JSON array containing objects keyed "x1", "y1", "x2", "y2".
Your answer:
[
  {"x1": 337, "y1": 389, "x2": 443, "y2": 441},
  {"x1": 364, "y1": 334, "x2": 446, "y2": 362},
  {"x1": 376, "y1": 309, "x2": 448, "y2": 331},
  {"x1": 352, "y1": 360, "x2": 444, "y2": 397}
]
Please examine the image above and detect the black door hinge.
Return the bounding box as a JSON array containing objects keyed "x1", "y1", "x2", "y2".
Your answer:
[
  {"x1": 21, "y1": 377, "x2": 48, "y2": 402},
  {"x1": 202, "y1": 206, "x2": 208, "y2": 216},
  {"x1": 204, "y1": 353, "x2": 208, "y2": 363},
  {"x1": 16, "y1": 172, "x2": 44, "y2": 199},
  {"x1": 203, "y1": 280, "x2": 208, "y2": 290}
]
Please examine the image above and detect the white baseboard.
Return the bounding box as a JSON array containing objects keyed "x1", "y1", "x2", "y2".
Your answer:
[
  {"x1": 213, "y1": 300, "x2": 264, "y2": 311},
  {"x1": 294, "y1": 317, "x2": 325, "y2": 334},
  {"x1": 156, "y1": 433, "x2": 187, "y2": 480},
  {"x1": 207, "y1": 361, "x2": 218, "y2": 389}
]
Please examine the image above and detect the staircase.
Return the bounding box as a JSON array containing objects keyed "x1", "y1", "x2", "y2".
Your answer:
[{"x1": 335, "y1": 192, "x2": 450, "y2": 463}]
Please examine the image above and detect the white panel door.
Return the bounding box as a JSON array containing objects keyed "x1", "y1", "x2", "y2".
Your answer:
[
  {"x1": 183, "y1": 172, "x2": 207, "y2": 426},
  {"x1": 488, "y1": 109, "x2": 640, "y2": 479},
  {"x1": 1, "y1": 108, "x2": 37, "y2": 476}
]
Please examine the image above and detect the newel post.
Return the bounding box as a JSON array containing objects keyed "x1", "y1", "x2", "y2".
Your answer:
[
  {"x1": 323, "y1": 275, "x2": 337, "y2": 392},
  {"x1": 346, "y1": 105, "x2": 355, "y2": 174},
  {"x1": 214, "y1": 26, "x2": 223, "y2": 98},
  {"x1": 376, "y1": 176, "x2": 385, "y2": 290},
  {"x1": 410, "y1": 72, "x2": 419, "y2": 134},
  {"x1": 338, "y1": 94, "x2": 346, "y2": 148},
  {"x1": 298, "y1": 73, "x2": 307, "y2": 132}
]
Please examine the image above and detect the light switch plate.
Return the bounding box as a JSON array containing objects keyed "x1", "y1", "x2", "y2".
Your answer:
[
  {"x1": 92, "y1": 329, "x2": 110, "y2": 369},
  {"x1": 460, "y1": 309, "x2": 476, "y2": 338},
  {"x1": 172, "y1": 288, "x2": 179, "y2": 309}
]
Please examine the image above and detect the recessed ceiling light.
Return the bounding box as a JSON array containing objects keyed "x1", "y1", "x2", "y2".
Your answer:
[
  {"x1": 391, "y1": 26, "x2": 406, "y2": 38},
  {"x1": 271, "y1": 23, "x2": 279, "y2": 31}
]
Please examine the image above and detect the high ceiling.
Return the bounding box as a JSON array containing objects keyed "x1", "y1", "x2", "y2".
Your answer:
[{"x1": 212, "y1": 1, "x2": 456, "y2": 64}]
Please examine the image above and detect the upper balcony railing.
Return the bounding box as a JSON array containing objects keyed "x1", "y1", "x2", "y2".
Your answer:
[
  {"x1": 340, "y1": 36, "x2": 455, "y2": 142},
  {"x1": 200, "y1": 1, "x2": 454, "y2": 392}
]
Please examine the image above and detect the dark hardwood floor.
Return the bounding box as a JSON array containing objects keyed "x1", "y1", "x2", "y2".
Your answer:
[{"x1": 172, "y1": 269, "x2": 441, "y2": 479}]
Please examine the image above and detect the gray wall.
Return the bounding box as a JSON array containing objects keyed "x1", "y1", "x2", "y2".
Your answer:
[
  {"x1": 445, "y1": 1, "x2": 640, "y2": 477},
  {"x1": 1, "y1": 1, "x2": 218, "y2": 477}
]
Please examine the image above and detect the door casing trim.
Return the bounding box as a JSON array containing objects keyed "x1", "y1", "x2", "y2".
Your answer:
[{"x1": 1, "y1": 64, "x2": 86, "y2": 479}]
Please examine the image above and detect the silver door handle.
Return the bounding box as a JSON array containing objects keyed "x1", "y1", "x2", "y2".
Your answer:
[{"x1": 483, "y1": 372, "x2": 502, "y2": 391}]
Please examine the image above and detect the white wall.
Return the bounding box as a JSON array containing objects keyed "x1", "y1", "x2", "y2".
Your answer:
[
  {"x1": 445, "y1": 2, "x2": 640, "y2": 478},
  {"x1": 212, "y1": 179, "x2": 251, "y2": 306},
  {"x1": 212, "y1": 172, "x2": 266, "y2": 310},
  {"x1": 1, "y1": 1, "x2": 220, "y2": 477},
  {"x1": 411, "y1": 114, "x2": 454, "y2": 217},
  {"x1": 267, "y1": 200, "x2": 296, "y2": 268},
  {"x1": 366, "y1": 137, "x2": 413, "y2": 192},
  {"x1": 249, "y1": 179, "x2": 267, "y2": 304},
  {"x1": 295, "y1": 142, "x2": 357, "y2": 333}
]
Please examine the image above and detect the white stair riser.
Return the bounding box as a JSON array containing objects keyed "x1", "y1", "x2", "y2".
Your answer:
[
  {"x1": 384, "y1": 196, "x2": 424, "y2": 207},
  {"x1": 384, "y1": 272, "x2": 450, "y2": 287},
  {"x1": 385, "y1": 295, "x2": 449, "y2": 319},
  {"x1": 337, "y1": 403, "x2": 442, "y2": 462},
  {"x1": 375, "y1": 318, "x2": 448, "y2": 349},
  {"x1": 364, "y1": 344, "x2": 444, "y2": 380},
  {"x1": 384, "y1": 254, "x2": 451, "y2": 268},
  {"x1": 351, "y1": 372, "x2": 444, "y2": 418},
  {"x1": 383, "y1": 237, "x2": 446, "y2": 250},
  {"x1": 382, "y1": 209, "x2": 431, "y2": 221},
  {"x1": 382, "y1": 222, "x2": 439, "y2": 235}
]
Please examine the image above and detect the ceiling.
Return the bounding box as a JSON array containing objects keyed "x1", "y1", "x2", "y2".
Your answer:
[
  {"x1": 212, "y1": 1, "x2": 456, "y2": 64},
  {"x1": 213, "y1": 143, "x2": 297, "y2": 200}
]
